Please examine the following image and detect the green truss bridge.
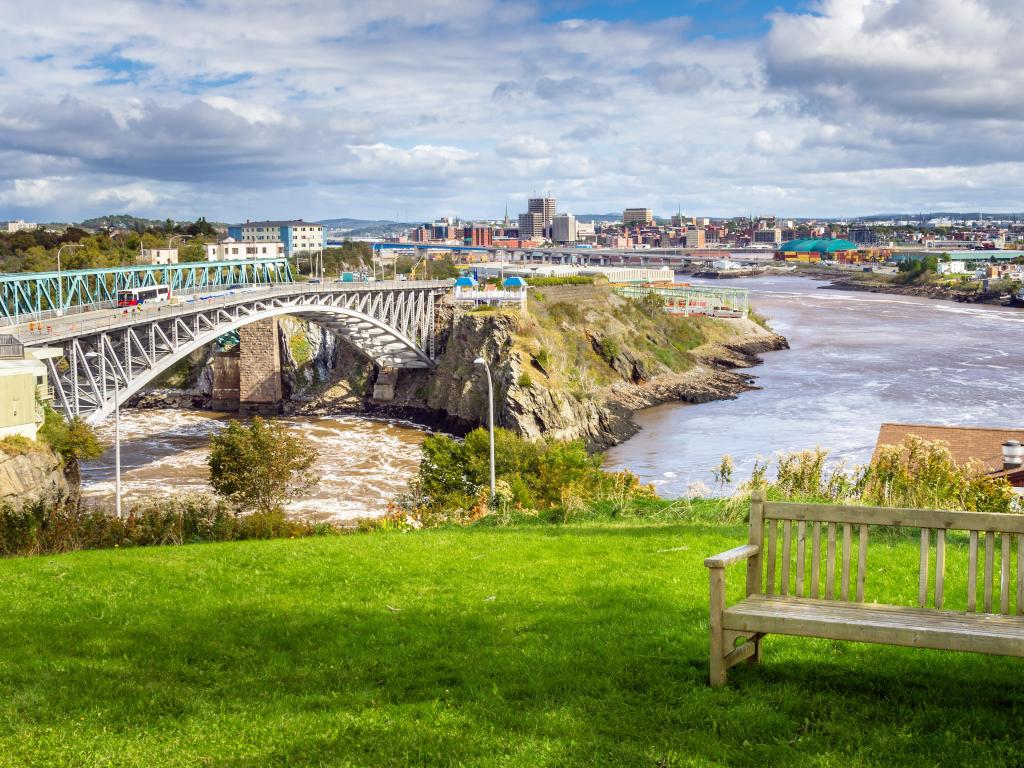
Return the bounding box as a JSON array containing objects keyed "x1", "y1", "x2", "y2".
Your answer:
[{"x1": 0, "y1": 258, "x2": 293, "y2": 322}]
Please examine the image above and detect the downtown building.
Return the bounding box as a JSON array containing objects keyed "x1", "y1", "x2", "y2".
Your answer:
[{"x1": 623, "y1": 208, "x2": 654, "y2": 226}]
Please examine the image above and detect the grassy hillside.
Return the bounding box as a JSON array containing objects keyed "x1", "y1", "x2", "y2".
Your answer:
[{"x1": 1, "y1": 523, "x2": 1021, "y2": 766}]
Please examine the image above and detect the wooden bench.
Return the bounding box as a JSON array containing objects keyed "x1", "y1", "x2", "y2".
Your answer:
[{"x1": 704, "y1": 490, "x2": 1024, "y2": 686}]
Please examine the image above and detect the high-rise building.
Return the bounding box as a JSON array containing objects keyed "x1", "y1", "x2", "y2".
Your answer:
[
  {"x1": 624, "y1": 208, "x2": 654, "y2": 226},
  {"x1": 518, "y1": 212, "x2": 545, "y2": 240},
  {"x1": 527, "y1": 197, "x2": 556, "y2": 225},
  {"x1": 552, "y1": 213, "x2": 578, "y2": 244}
]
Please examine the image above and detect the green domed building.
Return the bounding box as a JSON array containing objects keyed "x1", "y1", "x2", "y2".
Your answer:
[{"x1": 776, "y1": 238, "x2": 874, "y2": 263}]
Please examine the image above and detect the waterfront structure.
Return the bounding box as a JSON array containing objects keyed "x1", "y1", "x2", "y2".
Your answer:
[
  {"x1": 623, "y1": 208, "x2": 654, "y2": 226},
  {"x1": 613, "y1": 283, "x2": 749, "y2": 317},
  {"x1": 206, "y1": 238, "x2": 286, "y2": 261},
  {"x1": 552, "y1": 213, "x2": 578, "y2": 244},
  {"x1": 139, "y1": 248, "x2": 178, "y2": 266},
  {"x1": 227, "y1": 220, "x2": 324, "y2": 258},
  {"x1": 451, "y1": 275, "x2": 527, "y2": 310},
  {"x1": 0, "y1": 336, "x2": 60, "y2": 440}
]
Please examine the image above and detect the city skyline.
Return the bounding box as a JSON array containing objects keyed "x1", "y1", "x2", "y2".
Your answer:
[{"x1": 2, "y1": 0, "x2": 1023, "y2": 222}]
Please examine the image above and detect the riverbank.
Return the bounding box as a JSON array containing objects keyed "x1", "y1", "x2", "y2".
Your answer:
[{"x1": 789, "y1": 265, "x2": 1022, "y2": 306}]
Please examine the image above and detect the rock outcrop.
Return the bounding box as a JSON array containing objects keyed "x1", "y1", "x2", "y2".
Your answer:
[{"x1": 0, "y1": 443, "x2": 68, "y2": 503}]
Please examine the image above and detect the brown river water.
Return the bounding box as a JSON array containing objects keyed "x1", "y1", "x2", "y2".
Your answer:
[{"x1": 81, "y1": 275, "x2": 1024, "y2": 516}]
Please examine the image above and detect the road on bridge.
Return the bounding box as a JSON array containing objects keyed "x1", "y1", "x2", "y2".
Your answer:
[{"x1": 9, "y1": 280, "x2": 452, "y2": 346}]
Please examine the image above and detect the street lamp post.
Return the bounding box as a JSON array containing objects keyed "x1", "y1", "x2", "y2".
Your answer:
[
  {"x1": 473, "y1": 357, "x2": 496, "y2": 500},
  {"x1": 55, "y1": 243, "x2": 82, "y2": 317},
  {"x1": 114, "y1": 374, "x2": 122, "y2": 519}
]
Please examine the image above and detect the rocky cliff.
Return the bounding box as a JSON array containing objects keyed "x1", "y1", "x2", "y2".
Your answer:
[
  {"x1": 303, "y1": 283, "x2": 789, "y2": 449},
  {"x1": 0, "y1": 442, "x2": 68, "y2": 503}
]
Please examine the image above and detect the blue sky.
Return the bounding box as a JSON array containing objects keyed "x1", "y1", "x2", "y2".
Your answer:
[
  {"x1": 1, "y1": 0, "x2": 1023, "y2": 223},
  {"x1": 542, "y1": 0, "x2": 807, "y2": 35}
]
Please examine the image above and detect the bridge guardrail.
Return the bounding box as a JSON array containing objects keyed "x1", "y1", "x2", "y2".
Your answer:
[{"x1": 12, "y1": 280, "x2": 453, "y2": 345}]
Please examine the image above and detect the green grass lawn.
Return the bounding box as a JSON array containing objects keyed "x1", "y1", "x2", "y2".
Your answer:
[{"x1": 1, "y1": 522, "x2": 1023, "y2": 767}]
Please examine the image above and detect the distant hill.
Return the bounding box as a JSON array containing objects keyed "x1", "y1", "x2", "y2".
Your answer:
[
  {"x1": 853, "y1": 212, "x2": 1024, "y2": 222},
  {"x1": 78, "y1": 214, "x2": 169, "y2": 230},
  {"x1": 571, "y1": 213, "x2": 621, "y2": 222},
  {"x1": 318, "y1": 218, "x2": 420, "y2": 239},
  {"x1": 77, "y1": 214, "x2": 229, "y2": 231}
]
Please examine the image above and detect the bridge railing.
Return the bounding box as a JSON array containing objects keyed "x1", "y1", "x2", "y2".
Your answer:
[
  {"x1": 0, "y1": 257, "x2": 295, "y2": 324},
  {"x1": 13, "y1": 280, "x2": 453, "y2": 345}
]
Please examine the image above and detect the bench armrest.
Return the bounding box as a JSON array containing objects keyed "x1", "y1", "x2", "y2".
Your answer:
[{"x1": 704, "y1": 544, "x2": 759, "y2": 569}]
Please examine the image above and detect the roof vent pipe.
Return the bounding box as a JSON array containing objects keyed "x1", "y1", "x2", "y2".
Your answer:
[{"x1": 1002, "y1": 440, "x2": 1024, "y2": 471}]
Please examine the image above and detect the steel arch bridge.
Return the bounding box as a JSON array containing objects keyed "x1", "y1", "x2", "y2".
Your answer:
[{"x1": 14, "y1": 281, "x2": 450, "y2": 422}]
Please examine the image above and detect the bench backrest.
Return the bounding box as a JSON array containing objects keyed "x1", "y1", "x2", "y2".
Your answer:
[{"x1": 746, "y1": 490, "x2": 1024, "y2": 616}]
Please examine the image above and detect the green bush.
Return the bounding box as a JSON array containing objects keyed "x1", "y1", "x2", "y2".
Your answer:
[
  {"x1": 405, "y1": 428, "x2": 655, "y2": 525},
  {"x1": 737, "y1": 436, "x2": 1017, "y2": 514},
  {"x1": 0, "y1": 493, "x2": 339, "y2": 557},
  {"x1": 598, "y1": 336, "x2": 620, "y2": 363},
  {"x1": 517, "y1": 372, "x2": 533, "y2": 389}
]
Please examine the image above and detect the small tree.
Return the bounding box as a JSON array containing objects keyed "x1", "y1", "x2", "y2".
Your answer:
[
  {"x1": 208, "y1": 417, "x2": 316, "y2": 513},
  {"x1": 38, "y1": 408, "x2": 104, "y2": 492}
]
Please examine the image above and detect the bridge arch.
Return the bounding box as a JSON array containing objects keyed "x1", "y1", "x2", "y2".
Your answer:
[{"x1": 27, "y1": 284, "x2": 447, "y2": 423}]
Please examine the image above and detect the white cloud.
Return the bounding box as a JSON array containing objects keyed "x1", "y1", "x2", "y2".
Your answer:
[
  {"x1": 1, "y1": 0, "x2": 1022, "y2": 221},
  {"x1": 495, "y1": 136, "x2": 551, "y2": 159}
]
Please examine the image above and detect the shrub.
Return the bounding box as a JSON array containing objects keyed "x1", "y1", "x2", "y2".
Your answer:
[
  {"x1": 0, "y1": 492, "x2": 339, "y2": 557},
  {"x1": 598, "y1": 336, "x2": 620, "y2": 363},
  {"x1": 208, "y1": 417, "x2": 317, "y2": 513},
  {"x1": 405, "y1": 428, "x2": 655, "y2": 524},
  {"x1": 736, "y1": 436, "x2": 1016, "y2": 514},
  {"x1": 517, "y1": 372, "x2": 533, "y2": 389}
]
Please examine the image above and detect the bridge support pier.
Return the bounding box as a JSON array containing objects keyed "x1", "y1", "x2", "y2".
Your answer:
[{"x1": 239, "y1": 318, "x2": 283, "y2": 415}]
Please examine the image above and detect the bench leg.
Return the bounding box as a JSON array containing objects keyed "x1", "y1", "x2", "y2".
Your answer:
[{"x1": 709, "y1": 568, "x2": 727, "y2": 687}]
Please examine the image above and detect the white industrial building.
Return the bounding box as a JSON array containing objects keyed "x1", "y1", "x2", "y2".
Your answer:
[{"x1": 206, "y1": 238, "x2": 286, "y2": 261}]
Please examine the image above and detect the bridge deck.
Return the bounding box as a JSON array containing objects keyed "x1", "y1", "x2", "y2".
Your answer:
[{"x1": 11, "y1": 281, "x2": 452, "y2": 346}]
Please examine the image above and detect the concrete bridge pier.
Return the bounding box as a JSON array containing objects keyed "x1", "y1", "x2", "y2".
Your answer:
[{"x1": 239, "y1": 317, "x2": 283, "y2": 415}]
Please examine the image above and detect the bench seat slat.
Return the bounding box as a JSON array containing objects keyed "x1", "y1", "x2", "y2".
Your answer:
[{"x1": 723, "y1": 595, "x2": 1024, "y2": 658}]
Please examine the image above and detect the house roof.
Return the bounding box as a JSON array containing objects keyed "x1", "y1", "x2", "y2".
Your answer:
[
  {"x1": 233, "y1": 220, "x2": 321, "y2": 228},
  {"x1": 454, "y1": 276, "x2": 477, "y2": 287},
  {"x1": 873, "y1": 423, "x2": 1024, "y2": 475},
  {"x1": 502, "y1": 276, "x2": 527, "y2": 287},
  {"x1": 778, "y1": 238, "x2": 859, "y2": 253}
]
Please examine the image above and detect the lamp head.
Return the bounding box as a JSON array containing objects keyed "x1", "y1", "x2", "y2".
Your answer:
[{"x1": 473, "y1": 357, "x2": 486, "y2": 365}]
